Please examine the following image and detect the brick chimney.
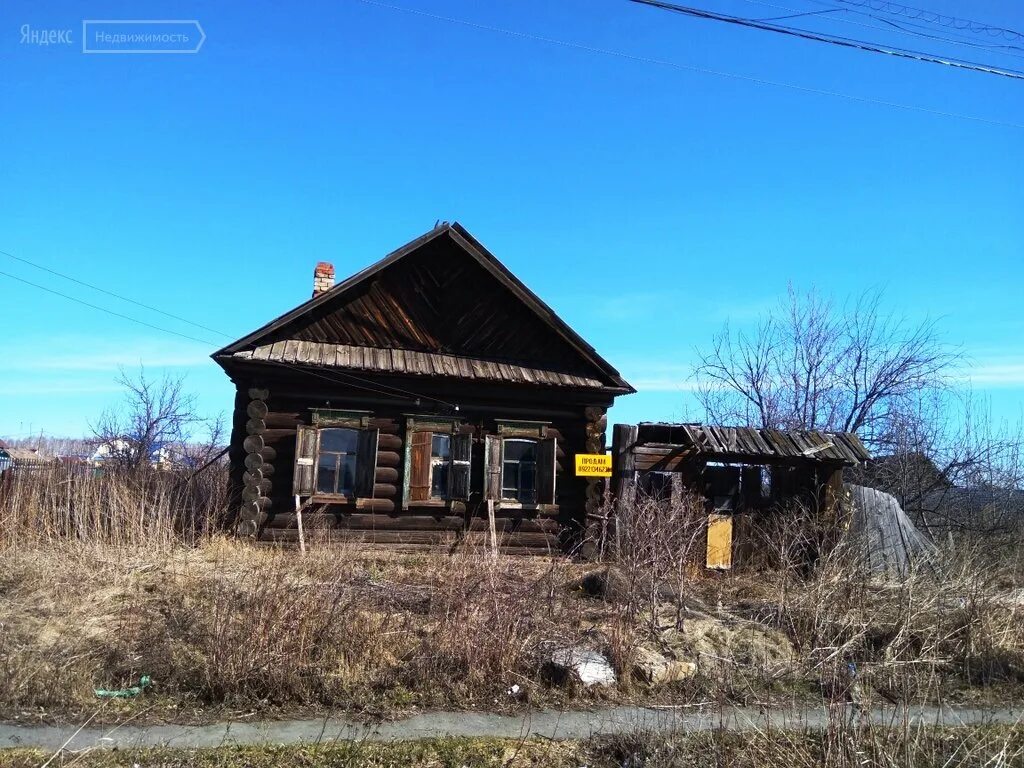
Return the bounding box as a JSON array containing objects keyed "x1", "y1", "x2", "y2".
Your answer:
[{"x1": 312, "y1": 261, "x2": 335, "y2": 297}]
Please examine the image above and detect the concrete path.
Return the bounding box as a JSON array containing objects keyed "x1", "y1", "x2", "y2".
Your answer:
[{"x1": 1, "y1": 705, "x2": 1021, "y2": 752}]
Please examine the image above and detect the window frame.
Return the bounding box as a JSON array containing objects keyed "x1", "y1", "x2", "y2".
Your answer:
[
  {"x1": 501, "y1": 437, "x2": 539, "y2": 504},
  {"x1": 293, "y1": 420, "x2": 379, "y2": 502},
  {"x1": 485, "y1": 432, "x2": 557, "y2": 510},
  {"x1": 403, "y1": 416, "x2": 472, "y2": 509},
  {"x1": 429, "y1": 433, "x2": 452, "y2": 500},
  {"x1": 314, "y1": 426, "x2": 360, "y2": 499}
]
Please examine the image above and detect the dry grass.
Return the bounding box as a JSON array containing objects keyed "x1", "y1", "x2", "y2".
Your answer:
[
  {"x1": 2, "y1": 726, "x2": 1022, "y2": 767},
  {"x1": 0, "y1": 471, "x2": 1021, "y2": 723},
  {"x1": 591, "y1": 723, "x2": 1024, "y2": 768}
]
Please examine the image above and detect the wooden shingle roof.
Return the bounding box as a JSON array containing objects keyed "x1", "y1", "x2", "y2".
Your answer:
[
  {"x1": 635, "y1": 422, "x2": 871, "y2": 465},
  {"x1": 231, "y1": 341, "x2": 606, "y2": 389}
]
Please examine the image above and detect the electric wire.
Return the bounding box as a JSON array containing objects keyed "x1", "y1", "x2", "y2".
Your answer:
[
  {"x1": 629, "y1": 0, "x2": 1024, "y2": 80},
  {"x1": 0, "y1": 256, "x2": 460, "y2": 409},
  {"x1": 1, "y1": 249, "x2": 233, "y2": 339},
  {"x1": 0, "y1": 268, "x2": 223, "y2": 347},
  {"x1": 351, "y1": 0, "x2": 1024, "y2": 130},
  {"x1": 827, "y1": 0, "x2": 1024, "y2": 42},
  {"x1": 739, "y1": 0, "x2": 1024, "y2": 59}
]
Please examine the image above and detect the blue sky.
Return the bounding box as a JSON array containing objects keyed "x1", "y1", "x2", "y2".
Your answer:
[{"x1": 1, "y1": 0, "x2": 1022, "y2": 442}]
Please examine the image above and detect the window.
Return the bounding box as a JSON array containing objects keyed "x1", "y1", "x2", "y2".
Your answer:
[
  {"x1": 406, "y1": 427, "x2": 472, "y2": 506},
  {"x1": 502, "y1": 438, "x2": 538, "y2": 503},
  {"x1": 430, "y1": 434, "x2": 451, "y2": 498},
  {"x1": 484, "y1": 433, "x2": 557, "y2": 507},
  {"x1": 293, "y1": 423, "x2": 379, "y2": 499},
  {"x1": 316, "y1": 428, "x2": 358, "y2": 496}
]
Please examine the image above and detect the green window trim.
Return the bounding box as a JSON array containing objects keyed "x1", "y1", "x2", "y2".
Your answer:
[
  {"x1": 404, "y1": 415, "x2": 459, "y2": 434},
  {"x1": 496, "y1": 419, "x2": 550, "y2": 439},
  {"x1": 312, "y1": 408, "x2": 372, "y2": 428}
]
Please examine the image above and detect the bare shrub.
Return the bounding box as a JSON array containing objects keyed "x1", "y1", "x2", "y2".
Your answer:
[
  {"x1": 606, "y1": 491, "x2": 708, "y2": 623},
  {"x1": 736, "y1": 534, "x2": 1024, "y2": 706}
]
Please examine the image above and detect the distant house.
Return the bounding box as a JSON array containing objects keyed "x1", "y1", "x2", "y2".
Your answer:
[
  {"x1": 0, "y1": 442, "x2": 53, "y2": 472},
  {"x1": 89, "y1": 439, "x2": 180, "y2": 469},
  {"x1": 213, "y1": 222, "x2": 635, "y2": 551}
]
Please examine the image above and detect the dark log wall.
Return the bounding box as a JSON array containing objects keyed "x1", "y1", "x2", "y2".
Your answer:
[{"x1": 225, "y1": 372, "x2": 611, "y2": 554}]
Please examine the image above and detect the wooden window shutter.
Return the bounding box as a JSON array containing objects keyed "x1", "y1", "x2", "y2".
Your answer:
[
  {"x1": 409, "y1": 431, "x2": 432, "y2": 502},
  {"x1": 450, "y1": 433, "x2": 472, "y2": 500},
  {"x1": 293, "y1": 425, "x2": 316, "y2": 496},
  {"x1": 354, "y1": 427, "x2": 379, "y2": 498},
  {"x1": 484, "y1": 434, "x2": 502, "y2": 501},
  {"x1": 537, "y1": 437, "x2": 557, "y2": 505}
]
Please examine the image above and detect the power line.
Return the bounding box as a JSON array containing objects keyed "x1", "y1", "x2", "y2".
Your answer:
[
  {"x1": 1, "y1": 249, "x2": 232, "y2": 339},
  {"x1": 0, "y1": 258, "x2": 460, "y2": 409},
  {"x1": 828, "y1": 0, "x2": 1024, "y2": 42},
  {"x1": 630, "y1": 0, "x2": 1024, "y2": 80},
  {"x1": 350, "y1": 0, "x2": 1024, "y2": 130},
  {"x1": 739, "y1": 0, "x2": 1024, "y2": 59},
  {"x1": 0, "y1": 268, "x2": 222, "y2": 346}
]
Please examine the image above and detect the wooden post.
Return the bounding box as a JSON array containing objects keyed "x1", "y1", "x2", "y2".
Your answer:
[
  {"x1": 294, "y1": 495, "x2": 306, "y2": 554},
  {"x1": 579, "y1": 407, "x2": 609, "y2": 560},
  {"x1": 487, "y1": 499, "x2": 497, "y2": 558},
  {"x1": 607, "y1": 423, "x2": 638, "y2": 557}
]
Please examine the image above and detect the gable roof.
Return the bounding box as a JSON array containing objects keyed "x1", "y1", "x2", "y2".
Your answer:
[{"x1": 214, "y1": 222, "x2": 634, "y2": 393}]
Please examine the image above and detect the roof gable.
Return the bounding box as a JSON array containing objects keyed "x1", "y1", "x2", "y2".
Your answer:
[{"x1": 215, "y1": 223, "x2": 633, "y2": 392}]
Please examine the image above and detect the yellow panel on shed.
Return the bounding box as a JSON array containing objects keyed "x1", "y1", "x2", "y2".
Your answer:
[{"x1": 706, "y1": 514, "x2": 733, "y2": 570}]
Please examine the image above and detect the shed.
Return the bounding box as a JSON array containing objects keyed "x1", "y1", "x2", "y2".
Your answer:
[{"x1": 609, "y1": 422, "x2": 871, "y2": 567}]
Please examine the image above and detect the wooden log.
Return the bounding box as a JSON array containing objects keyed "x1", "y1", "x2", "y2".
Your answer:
[
  {"x1": 373, "y1": 483, "x2": 398, "y2": 498},
  {"x1": 263, "y1": 529, "x2": 459, "y2": 546},
  {"x1": 468, "y1": 517, "x2": 561, "y2": 535},
  {"x1": 243, "y1": 435, "x2": 264, "y2": 454},
  {"x1": 242, "y1": 485, "x2": 268, "y2": 502},
  {"x1": 355, "y1": 497, "x2": 396, "y2": 513},
  {"x1": 265, "y1": 412, "x2": 302, "y2": 428},
  {"x1": 261, "y1": 445, "x2": 277, "y2": 462},
  {"x1": 377, "y1": 433, "x2": 402, "y2": 451},
  {"x1": 244, "y1": 476, "x2": 273, "y2": 494},
  {"x1": 246, "y1": 400, "x2": 269, "y2": 419},
  {"x1": 244, "y1": 453, "x2": 263, "y2": 471},
  {"x1": 248, "y1": 387, "x2": 270, "y2": 401},
  {"x1": 266, "y1": 513, "x2": 467, "y2": 531},
  {"x1": 487, "y1": 505, "x2": 560, "y2": 519},
  {"x1": 242, "y1": 497, "x2": 272, "y2": 513},
  {"x1": 243, "y1": 468, "x2": 263, "y2": 484},
  {"x1": 259, "y1": 429, "x2": 295, "y2": 443},
  {"x1": 246, "y1": 418, "x2": 267, "y2": 436},
  {"x1": 376, "y1": 450, "x2": 401, "y2": 467},
  {"x1": 375, "y1": 466, "x2": 399, "y2": 484}
]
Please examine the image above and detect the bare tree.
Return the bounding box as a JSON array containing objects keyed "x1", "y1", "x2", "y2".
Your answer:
[
  {"x1": 92, "y1": 368, "x2": 204, "y2": 472},
  {"x1": 859, "y1": 392, "x2": 1024, "y2": 536},
  {"x1": 694, "y1": 287, "x2": 957, "y2": 450}
]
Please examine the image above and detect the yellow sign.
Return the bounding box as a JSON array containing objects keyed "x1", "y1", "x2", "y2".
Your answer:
[
  {"x1": 575, "y1": 453, "x2": 612, "y2": 477},
  {"x1": 706, "y1": 514, "x2": 733, "y2": 570}
]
